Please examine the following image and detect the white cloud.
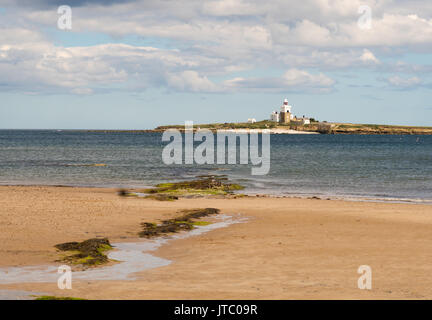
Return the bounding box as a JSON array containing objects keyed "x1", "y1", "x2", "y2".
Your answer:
[
  {"x1": 360, "y1": 49, "x2": 380, "y2": 64},
  {"x1": 275, "y1": 47, "x2": 380, "y2": 69},
  {"x1": 17, "y1": 0, "x2": 432, "y2": 52},
  {"x1": 224, "y1": 68, "x2": 335, "y2": 93},
  {"x1": 0, "y1": 36, "x2": 226, "y2": 94},
  {"x1": 70, "y1": 87, "x2": 94, "y2": 95},
  {"x1": 166, "y1": 71, "x2": 220, "y2": 92},
  {"x1": 282, "y1": 68, "x2": 334, "y2": 87},
  {"x1": 268, "y1": 13, "x2": 432, "y2": 48},
  {"x1": 202, "y1": 0, "x2": 260, "y2": 16},
  {"x1": 386, "y1": 75, "x2": 422, "y2": 88}
]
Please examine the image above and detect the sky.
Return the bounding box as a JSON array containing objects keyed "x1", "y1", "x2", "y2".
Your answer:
[{"x1": 0, "y1": 0, "x2": 432, "y2": 129}]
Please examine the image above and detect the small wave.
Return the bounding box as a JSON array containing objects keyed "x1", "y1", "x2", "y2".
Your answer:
[
  {"x1": 241, "y1": 190, "x2": 432, "y2": 205},
  {"x1": 349, "y1": 196, "x2": 432, "y2": 204}
]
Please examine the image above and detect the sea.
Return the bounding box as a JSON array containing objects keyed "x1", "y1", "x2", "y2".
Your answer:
[{"x1": 0, "y1": 130, "x2": 431, "y2": 204}]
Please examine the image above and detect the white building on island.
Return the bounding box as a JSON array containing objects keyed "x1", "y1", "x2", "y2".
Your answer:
[
  {"x1": 301, "y1": 117, "x2": 310, "y2": 125},
  {"x1": 270, "y1": 111, "x2": 279, "y2": 122}
]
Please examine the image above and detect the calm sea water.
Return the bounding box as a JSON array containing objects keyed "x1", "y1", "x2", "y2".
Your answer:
[{"x1": 1, "y1": 130, "x2": 431, "y2": 203}]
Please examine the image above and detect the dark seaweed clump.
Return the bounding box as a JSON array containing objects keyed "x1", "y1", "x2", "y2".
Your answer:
[
  {"x1": 142, "y1": 175, "x2": 244, "y2": 196},
  {"x1": 118, "y1": 175, "x2": 244, "y2": 200},
  {"x1": 55, "y1": 238, "x2": 113, "y2": 266},
  {"x1": 35, "y1": 296, "x2": 87, "y2": 300},
  {"x1": 145, "y1": 194, "x2": 179, "y2": 201},
  {"x1": 139, "y1": 208, "x2": 220, "y2": 238}
]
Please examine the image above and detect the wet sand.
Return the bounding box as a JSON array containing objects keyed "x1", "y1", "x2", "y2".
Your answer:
[{"x1": 1, "y1": 186, "x2": 432, "y2": 299}]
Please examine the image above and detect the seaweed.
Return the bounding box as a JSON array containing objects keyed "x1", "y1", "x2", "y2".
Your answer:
[
  {"x1": 118, "y1": 176, "x2": 244, "y2": 200},
  {"x1": 54, "y1": 238, "x2": 113, "y2": 266},
  {"x1": 138, "y1": 208, "x2": 220, "y2": 238},
  {"x1": 140, "y1": 175, "x2": 244, "y2": 196},
  {"x1": 144, "y1": 194, "x2": 179, "y2": 201},
  {"x1": 35, "y1": 296, "x2": 87, "y2": 300}
]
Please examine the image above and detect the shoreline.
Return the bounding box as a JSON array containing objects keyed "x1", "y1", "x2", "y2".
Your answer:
[
  {"x1": 1, "y1": 185, "x2": 432, "y2": 299},
  {"x1": 0, "y1": 183, "x2": 430, "y2": 205}
]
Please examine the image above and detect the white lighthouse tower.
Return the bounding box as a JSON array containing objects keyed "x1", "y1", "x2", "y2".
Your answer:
[{"x1": 280, "y1": 98, "x2": 291, "y2": 113}]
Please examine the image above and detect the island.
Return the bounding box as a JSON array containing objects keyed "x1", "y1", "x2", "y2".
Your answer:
[{"x1": 150, "y1": 121, "x2": 432, "y2": 135}]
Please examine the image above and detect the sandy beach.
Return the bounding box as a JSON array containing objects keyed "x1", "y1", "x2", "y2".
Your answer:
[
  {"x1": 211, "y1": 128, "x2": 318, "y2": 134},
  {"x1": 0, "y1": 185, "x2": 432, "y2": 299}
]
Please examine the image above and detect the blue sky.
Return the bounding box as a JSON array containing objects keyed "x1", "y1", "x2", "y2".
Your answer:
[{"x1": 0, "y1": 0, "x2": 432, "y2": 129}]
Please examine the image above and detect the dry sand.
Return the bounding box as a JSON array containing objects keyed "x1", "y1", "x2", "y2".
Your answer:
[
  {"x1": 1, "y1": 185, "x2": 432, "y2": 299},
  {"x1": 215, "y1": 128, "x2": 318, "y2": 134}
]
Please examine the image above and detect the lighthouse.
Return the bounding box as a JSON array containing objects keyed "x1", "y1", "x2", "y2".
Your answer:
[
  {"x1": 270, "y1": 98, "x2": 294, "y2": 123},
  {"x1": 279, "y1": 98, "x2": 292, "y2": 123},
  {"x1": 280, "y1": 99, "x2": 291, "y2": 113}
]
